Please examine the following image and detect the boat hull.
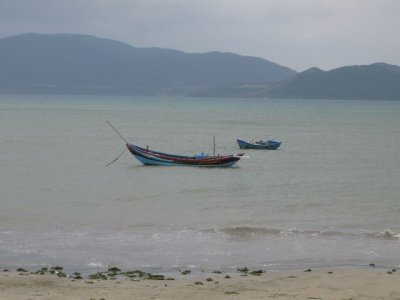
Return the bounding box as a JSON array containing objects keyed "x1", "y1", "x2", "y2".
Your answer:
[
  {"x1": 237, "y1": 139, "x2": 281, "y2": 150},
  {"x1": 127, "y1": 144, "x2": 243, "y2": 167}
]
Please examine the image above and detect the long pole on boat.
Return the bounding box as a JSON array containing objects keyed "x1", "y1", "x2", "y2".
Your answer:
[
  {"x1": 213, "y1": 136, "x2": 216, "y2": 156},
  {"x1": 107, "y1": 120, "x2": 129, "y2": 144}
]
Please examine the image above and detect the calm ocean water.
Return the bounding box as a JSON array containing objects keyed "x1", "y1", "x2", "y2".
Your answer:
[{"x1": 0, "y1": 94, "x2": 399, "y2": 274}]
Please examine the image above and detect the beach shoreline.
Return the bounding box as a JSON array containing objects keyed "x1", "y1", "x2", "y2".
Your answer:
[{"x1": 1, "y1": 267, "x2": 399, "y2": 299}]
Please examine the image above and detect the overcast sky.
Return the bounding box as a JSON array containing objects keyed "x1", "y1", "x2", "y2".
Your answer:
[{"x1": 0, "y1": 0, "x2": 399, "y2": 71}]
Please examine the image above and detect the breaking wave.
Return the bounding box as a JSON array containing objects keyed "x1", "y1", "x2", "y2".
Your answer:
[
  {"x1": 203, "y1": 226, "x2": 400, "y2": 241},
  {"x1": 368, "y1": 230, "x2": 400, "y2": 240}
]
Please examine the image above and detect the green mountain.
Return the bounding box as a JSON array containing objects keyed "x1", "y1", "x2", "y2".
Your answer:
[
  {"x1": 265, "y1": 63, "x2": 400, "y2": 100},
  {"x1": 199, "y1": 63, "x2": 400, "y2": 100},
  {"x1": 0, "y1": 33, "x2": 296, "y2": 95}
]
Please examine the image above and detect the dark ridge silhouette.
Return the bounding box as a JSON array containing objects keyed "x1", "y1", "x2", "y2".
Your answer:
[
  {"x1": 0, "y1": 33, "x2": 296, "y2": 95},
  {"x1": 197, "y1": 63, "x2": 400, "y2": 100}
]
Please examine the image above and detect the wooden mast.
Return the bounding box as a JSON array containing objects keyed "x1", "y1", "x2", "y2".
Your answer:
[{"x1": 213, "y1": 136, "x2": 216, "y2": 156}]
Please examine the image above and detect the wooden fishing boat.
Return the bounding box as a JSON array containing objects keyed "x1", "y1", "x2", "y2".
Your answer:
[
  {"x1": 126, "y1": 143, "x2": 244, "y2": 167},
  {"x1": 107, "y1": 121, "x2": 244, "y2": 167},
  {"x1": 237, "y1": 139, "x2": 281, "y2": 150}
]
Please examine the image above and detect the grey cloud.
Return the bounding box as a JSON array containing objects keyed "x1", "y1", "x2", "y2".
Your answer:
[{"x1": 0, "y1": 0, "x2": 399, "y2": 71}]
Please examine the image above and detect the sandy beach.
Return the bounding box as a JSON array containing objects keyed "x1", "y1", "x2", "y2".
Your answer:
[{"x1": 1, "y1": 268, "x2": 399, "y2": 300}]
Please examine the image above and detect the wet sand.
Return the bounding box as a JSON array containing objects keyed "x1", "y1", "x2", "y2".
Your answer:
[{"x1": 1, "y1": 268, "x2": 400, "y2": 299}]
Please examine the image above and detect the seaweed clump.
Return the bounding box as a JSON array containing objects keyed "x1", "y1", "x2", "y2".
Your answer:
[
  {"x1": 17, "y1": 266, "x2": 174, "y2": 281},
  {"x1": 88, "y1": 268, "x2": 174, "y2": 281},
  {"x1": 237, "y1": 267, "x2": 265, "y2": 276},
  {"x1": 32, "y1": 266, "x2": 69, "y2": 278}
]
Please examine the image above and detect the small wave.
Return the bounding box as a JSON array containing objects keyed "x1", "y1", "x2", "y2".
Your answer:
[
  {"x1": 366, "y1": 230, "x2": 400, "y2": 240},
  {"x1": 208, "y1": 226, "x2": 352, "y2": 239},
  {"x1": 219, "y1": 227, "x2": 281, "y2": 236},
  {"x1": 86, "y1": 262, "x2": 106, "y2": 269},
  {"x1": 203, "y1": 227, "x2": 280, "y2": 238},
  {"x1": 204, "y1": 226, "x2": 400, "y2": 241}
]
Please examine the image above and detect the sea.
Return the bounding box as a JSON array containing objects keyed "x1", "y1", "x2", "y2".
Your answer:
[{"x1": 1, "y1": 94, "x2": 399, "y2": 275}]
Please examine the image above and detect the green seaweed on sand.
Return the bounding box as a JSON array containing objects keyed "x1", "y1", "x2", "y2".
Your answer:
[
  {"x1": 237, "y1": 267, "x2": 264, "y2": 276},
  {"x1": 249, "y1": 270, "x2": 264, "y2": 276},
  {"x1": 237, "y1": 267, "x2": 249, "y2": 273},
  {"x1": 33, "y1": 268, "x2": 48, "y2": 275},
  {"x1": 31, "y1": 267, "x2": 69, "y2": 278},
  {"x1": 122, "y1": 270, "x2": 145, "y2": 278},
  {"x1": 73, "y1": 272, "x2": 83, "y2": 280},
  {"x1": 56, "y1": 271, "x2": 67, "y2": 278},
  {"x1": 143, "y1": 273, "x2": 166, "y2": 280},
  {"x1": 49, "y1": 267, "x2": 64, "y2": 274},
  {"x1": 17, "y1": 268, "x2": 28, "y2": 272},
  {"x1": 108, "y1": 267, "x2": 121, "y2": 273},
  {"x1": 17, "y1": 266, "x2": 174, "y2": 281},
  {"x1": 224, "y1": 291, "x2": 239, "y2": 295},
  {"x1": 120, "y1": 270, "x2": 173, "y2": 281}
]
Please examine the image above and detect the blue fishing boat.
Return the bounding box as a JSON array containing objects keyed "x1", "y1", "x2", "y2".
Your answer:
[
  {"x1": 126, "y1": 143, "x2": 244, "y2": 167},
  {"x1": 237, "y1": 139, "x2": 281, "y2": 150},
  {"x1": 107, "y1": 121, "x2": 244, "y2": 167}
]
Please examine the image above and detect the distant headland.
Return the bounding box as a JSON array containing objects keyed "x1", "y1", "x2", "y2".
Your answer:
[{"x1": 0, "y1": 33, "x2": 399, "y2": 100}]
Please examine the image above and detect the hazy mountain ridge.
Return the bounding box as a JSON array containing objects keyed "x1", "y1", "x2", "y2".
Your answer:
[
  {"x1": 199, "y1": 63, "x2": 400, "y2": 100},
  {"x1": 1, "y1": 33, "x2": 399, "y2": 100},
  {"x1": 0, "y1": 33, "x2": 296, "y2": 95},
  {"x1": 265, "y1": 63, "x2": 400, "y2": 100}
]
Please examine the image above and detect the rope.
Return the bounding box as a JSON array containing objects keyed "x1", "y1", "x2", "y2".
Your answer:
[{"x1": 105, "y1": 147, "x2": 127, "y2": 166}]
